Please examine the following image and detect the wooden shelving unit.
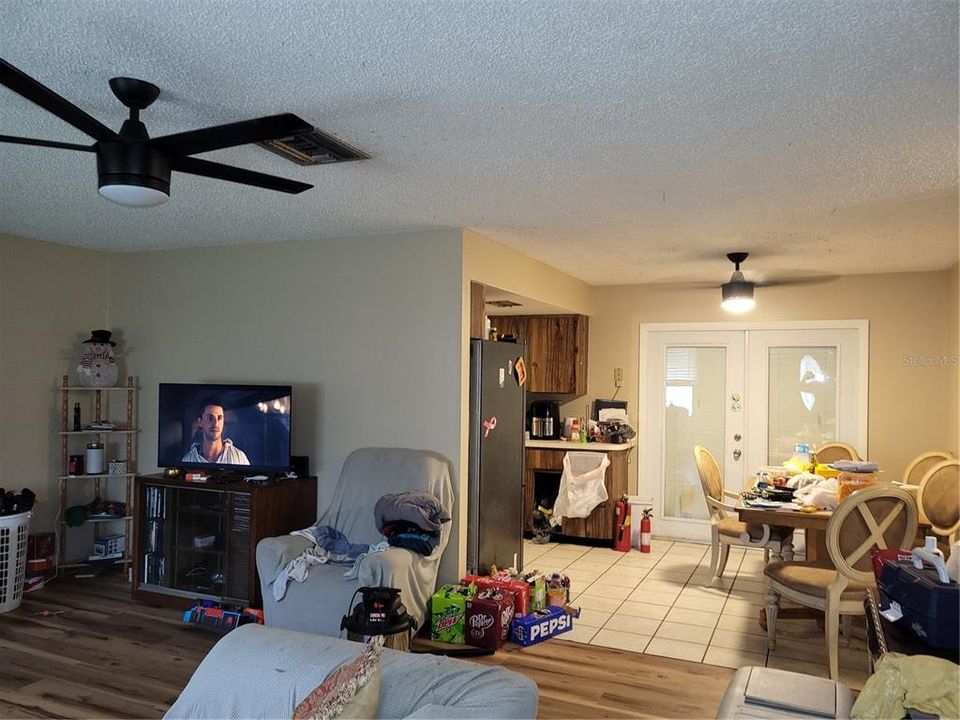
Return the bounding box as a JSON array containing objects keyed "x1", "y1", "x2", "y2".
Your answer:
[{"x1": 58, "y1": 375, "x2": 138, "y2": 574}]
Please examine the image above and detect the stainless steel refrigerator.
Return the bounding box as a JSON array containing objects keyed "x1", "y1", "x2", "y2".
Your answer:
[{"x1": 467, "y1": 339, "x2": 525, "y2": 575}]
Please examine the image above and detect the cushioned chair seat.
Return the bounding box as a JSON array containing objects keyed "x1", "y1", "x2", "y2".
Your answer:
[
  {"x1": 164, "y1": 624, "x2": 539, "y2": 720},
  {"x1": 764, "y1": 562, "x2": 871, "y2": 599},
  {"x1": 717, "y1": 517, "x2": 792, "y2": 541}
]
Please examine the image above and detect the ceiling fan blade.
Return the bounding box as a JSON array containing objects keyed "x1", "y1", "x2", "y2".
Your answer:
[
  {"x1": 0, "y1": 134, "x2": 94, "y2": 152},
  {"x1": 756, "y1": 275, "x2": 838, "y2": 287},
  {"x1": 649, "y1": 280, "x2": 721, "y2": 291},
  {"x1": 171, "y1": 155, "x2": 312, "y2": 194},
  {"x1": 0, "y1": 58, "x2": 118, "y2": 142},
  {"x1": 151, "y1": 113, "x2": 313, "y2": 156}
]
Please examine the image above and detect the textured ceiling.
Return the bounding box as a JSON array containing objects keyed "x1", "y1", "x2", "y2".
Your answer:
[{"x1": 1, "y1": 1, "x2": 957, "y2": 285}]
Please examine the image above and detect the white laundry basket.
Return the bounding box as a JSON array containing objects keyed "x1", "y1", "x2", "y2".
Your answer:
[{"x1": 0, "y1": 511, "x2": 31, "y2": 613}]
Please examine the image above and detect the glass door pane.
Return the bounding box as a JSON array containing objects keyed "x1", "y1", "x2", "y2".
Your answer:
[
  {"x1": 642, "y1": 329, "x2": 744, "y2": 542},
  {"x1": 767, "y1": 346, "x2": 838, "y2": 463},
  {"x1": 663, "y1": 346, "x2": 726, "y2": 521},
  {"x1": 746, "y1": 326, "x2": 866, "y2": 473}
]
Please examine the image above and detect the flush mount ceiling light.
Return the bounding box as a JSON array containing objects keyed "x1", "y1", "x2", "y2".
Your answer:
[{"x1": 721, "y1": 252, "x2": 756, "y2": 314}]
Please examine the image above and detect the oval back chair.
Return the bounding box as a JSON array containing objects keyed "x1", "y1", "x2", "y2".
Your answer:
[
  {"x1": 764, "y1": 485, "x2": 917, "y2": 680},
  {"x1": 694, "y1": 445, "x2": 793, "y2": 586},
  {"x1": 814, "y1": 442, "x2": 861, "y2": 464},
  {"x1": 917, "y1": 459, "x2": 960, "y2": 544},
  {"x1": 902, "y1": 450, "x2": 954, "y2": 486}
]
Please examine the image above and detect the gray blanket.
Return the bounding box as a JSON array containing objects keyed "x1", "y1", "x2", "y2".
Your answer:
[{"x1": 374, "y1": 491, "x2": 450, "y2": 533}]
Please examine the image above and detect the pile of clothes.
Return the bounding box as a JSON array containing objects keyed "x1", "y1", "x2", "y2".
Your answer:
[
  {"x1": 375, "y1": 491, "x2": 450, "y2": 555},
  {"x1": 272, "y1": 490, "x2": 450, "y2": 601},
  {"x1": 0, "y1": 488, "x2": 35, "y2": 516}
]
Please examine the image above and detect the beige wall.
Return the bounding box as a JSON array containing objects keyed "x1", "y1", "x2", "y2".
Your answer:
[
  {"x1": 0, "y1": 234, "x2": 111, "y2": 557},
  {"x1": 587, "y1": 269, "x2": 959, "y2": 493},
  {"x1": 948, "y1": 262, "x2": 959, "y2": 450},
  {"x1": 462, "y1": 229, "x2": 592, "y2": 316},
  {"x1": 109, "y1": 231, "x2": 465, "y2": 583}
]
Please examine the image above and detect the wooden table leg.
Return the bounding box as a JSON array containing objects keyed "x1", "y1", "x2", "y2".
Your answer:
[{"x1": 805, "y1": 527, "x2": 828, "y2": 563}]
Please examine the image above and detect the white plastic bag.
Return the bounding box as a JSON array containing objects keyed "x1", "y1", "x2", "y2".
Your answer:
[{"x1": 551, "y1": 452, "x2": 610, "y2": 526}]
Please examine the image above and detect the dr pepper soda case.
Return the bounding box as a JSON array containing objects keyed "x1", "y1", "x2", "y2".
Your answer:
[{"x1": 465, "y1": 589, "x2": 515, "y2": 649}]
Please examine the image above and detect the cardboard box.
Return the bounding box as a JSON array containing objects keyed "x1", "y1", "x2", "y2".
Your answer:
[
  {"x1": 465, "y1": 589, "x2": 515, "y2": 649},
  {"x1": 431, "y1": 583, "x2": 476, "y2": 643},
  {"x1": 463, "y1": 575, "x2": 529, "y2": 617},
  {"x1": 528, "y1": 575, "x2": 546, "y2": 611},
  {"x1": 511, "y1": 605, "x2": 574, "y2": 647}
]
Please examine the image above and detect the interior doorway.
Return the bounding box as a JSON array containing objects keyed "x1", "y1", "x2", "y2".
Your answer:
[{"x1": 639, "y1": 321, "x2": 868, "y2": 542}]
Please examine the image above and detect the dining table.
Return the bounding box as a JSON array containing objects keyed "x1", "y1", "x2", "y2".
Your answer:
[
  {"x1": 736, "y1": 502, "x2": 833, "y2": 563},
  {"x1": 736, "y1": 500, "x2": 834, "y2": 628}
]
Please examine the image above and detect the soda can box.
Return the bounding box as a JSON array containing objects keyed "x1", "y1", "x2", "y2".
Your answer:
[
  {"x1": 431, "y1": 583, "x2": 476, "y2": 643},
  {"x1": 511, "y1": 605, "x2": 574, "y2": 647},
  {"x1": 528, "y1": 575, "x2": 547, "y2": 612},
  {"x1": 465, "y1": 589, "x2": 515, "y2": 650},
  {"x1": 463, "y1": 574, "x2": 530, "y2": 617}
]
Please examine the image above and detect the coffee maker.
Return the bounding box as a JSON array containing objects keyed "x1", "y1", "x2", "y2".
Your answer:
[{"x1": 529, "y1": 401, "x2": 561, "y2": 439}]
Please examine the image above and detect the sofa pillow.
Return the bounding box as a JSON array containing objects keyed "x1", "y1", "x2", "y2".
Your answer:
[{"x1": 293, "y1": 636, "x2": 383, "y2": 720}]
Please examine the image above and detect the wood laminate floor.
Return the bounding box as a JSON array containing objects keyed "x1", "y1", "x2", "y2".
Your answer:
[{"x1": 0, "y1": 573, "x2": 734, "y2": 719}]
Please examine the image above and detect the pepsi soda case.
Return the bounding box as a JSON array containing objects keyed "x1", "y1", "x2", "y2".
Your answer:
[{"x1": 511, "y1": 605, "x2": 573, "y2": 647}]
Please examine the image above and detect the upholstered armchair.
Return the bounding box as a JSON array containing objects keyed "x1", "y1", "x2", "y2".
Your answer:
[{"x1": 256, "y1": 447, "x2": 454, "y2": 637}]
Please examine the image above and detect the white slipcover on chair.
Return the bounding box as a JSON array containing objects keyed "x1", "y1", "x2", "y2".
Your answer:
[{"x1": 256, "y1": 447, "x2": 454, "y2": 637}]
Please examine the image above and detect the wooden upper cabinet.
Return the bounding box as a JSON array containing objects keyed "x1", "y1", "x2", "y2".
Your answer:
[
  {"x1": 489, "y1": 314, "x2": 588, "y2": 396},
  {"x1": 489, "y1": 315, "x2": 529, "y2": 344}
]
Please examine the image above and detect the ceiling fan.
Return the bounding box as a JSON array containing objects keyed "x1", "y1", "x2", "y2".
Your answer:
[
  {"x1": 720, "y1": 252, "x2": 757, "y2": 313},
  {"x1": 717, "y1": 252, "x2": 837, "y2": 313},
  {"x1": 0, "y1": 57, "x2": 315, "y2": 207}
]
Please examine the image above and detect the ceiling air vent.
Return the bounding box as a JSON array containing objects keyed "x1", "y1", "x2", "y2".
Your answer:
[
  {"x1": 258, "y1": 129, "x2": 370, "y2": 166},
  {"x1": 486, "y1": 300, "x2": 523, "y2": 308}
]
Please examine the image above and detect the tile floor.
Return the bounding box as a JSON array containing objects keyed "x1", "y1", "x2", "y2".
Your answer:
[{"x1": 524, "y1": 538, "x2": 871, "y2": 689}]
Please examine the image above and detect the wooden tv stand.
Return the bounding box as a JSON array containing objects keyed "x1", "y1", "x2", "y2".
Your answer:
[{"x1": 132, "y1": 473, "x2": 316, "y2": 608}]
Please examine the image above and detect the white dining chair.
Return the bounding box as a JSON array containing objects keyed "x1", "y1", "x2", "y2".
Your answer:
[
  {"x1": 917, "y1": 459, "x2": 960, "y2": 544},
  {"x1": 764, "y1": 485, "x2": 918, "y2": 680},
  {"x1": 694, "y1": 445, "x2": 794, "y2": 587},
  {"x1": 902, "y1": 450, "x2": 954, "y2": 485},
  {"x1": 814, "y1": 442, "x2": 861, "y2": 464}
]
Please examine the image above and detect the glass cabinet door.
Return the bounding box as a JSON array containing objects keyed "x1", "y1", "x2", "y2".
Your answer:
[{"x1": 141, "y1": 484, "x2": 250, "y2": 603}]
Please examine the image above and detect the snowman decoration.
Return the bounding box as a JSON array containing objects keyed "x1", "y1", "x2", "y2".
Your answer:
[{"x1": 77, "y1": 329, "x2": 119, "y2": 388}]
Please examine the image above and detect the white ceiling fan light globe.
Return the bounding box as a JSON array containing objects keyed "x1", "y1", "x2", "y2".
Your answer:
[
  {"x1": 98, "y1": 184, "x2": 170, "y2": 207},
  {"x1": 721, "y1": 278, "x2": 756, "y2": 314},
  {"x1": 721, "y1": 295, "x2": 756, "y2": 313}
]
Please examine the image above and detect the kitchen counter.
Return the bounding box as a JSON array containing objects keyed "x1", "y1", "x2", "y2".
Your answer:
[{"x1": 525, "y1": 439, "x2": 635, "y2": 452}]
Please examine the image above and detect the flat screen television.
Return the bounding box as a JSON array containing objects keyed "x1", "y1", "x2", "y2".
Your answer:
[{"x1": 158, "y1": 383, "x2": 292, "y2": 472}]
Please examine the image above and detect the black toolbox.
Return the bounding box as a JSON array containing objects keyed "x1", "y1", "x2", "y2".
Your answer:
[{"x1": 877, "y1": 560, "x2": 959, "y2": 650}]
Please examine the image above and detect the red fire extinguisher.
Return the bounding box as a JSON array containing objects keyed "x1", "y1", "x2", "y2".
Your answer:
[
  {"x1": 640, "y1": 508, "x2": 653, "y2": 553},
  {"x1": 614, "y1": 495, "x2": 631, "y2": 552}
]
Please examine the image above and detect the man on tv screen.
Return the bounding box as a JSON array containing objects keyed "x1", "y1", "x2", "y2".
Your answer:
[{"x1": 181, "y1": 399, "x2": 250, "y2": 465}]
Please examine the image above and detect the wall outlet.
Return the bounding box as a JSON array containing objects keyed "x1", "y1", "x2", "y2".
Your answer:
[{"x1": 614, "y1": 367, "x2": 623, "y2": 387}]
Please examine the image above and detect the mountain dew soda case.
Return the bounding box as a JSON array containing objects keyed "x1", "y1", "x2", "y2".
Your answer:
[
  {"x1": 528, "y1": 575, "x2": 547, "y2": 611},
  {"x1": 431, "y1": 583, "x2": 476, "y2": 643},
  {"x1": 511, "y1": 605, "x2": 573, "y2": 647}
]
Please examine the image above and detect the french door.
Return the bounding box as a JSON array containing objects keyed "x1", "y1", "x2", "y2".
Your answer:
[{"x1": 640, "y1": 322, "x2": 867, "y2": 542}]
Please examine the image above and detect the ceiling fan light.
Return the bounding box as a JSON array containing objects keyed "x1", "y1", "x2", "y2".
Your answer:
[
  {"x1": 98, "y1": 183, "x2": 169, "y2": 207},
  {"x1": 721, "y1": 281, "x2": 756, "y2": 313}
]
